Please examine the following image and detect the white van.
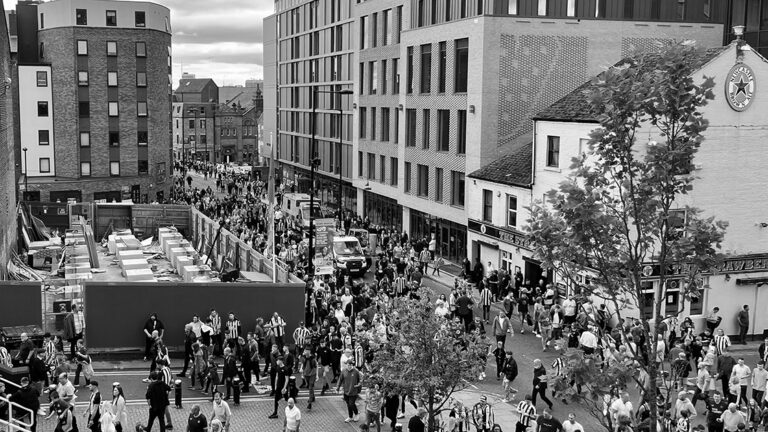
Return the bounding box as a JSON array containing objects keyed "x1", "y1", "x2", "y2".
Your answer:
[{"x1": 281, "y1": 193, "x2": 311, "y2": 218}]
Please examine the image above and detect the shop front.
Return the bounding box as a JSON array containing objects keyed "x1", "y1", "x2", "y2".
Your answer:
[
  {"x1": 467, "y1": 219, "x2": 553, "y2": 286},
  {"x1": 363, "y1": 191, "x2": 403, "y2": 232},
  {"x1": 410, "y1": 209, "x2": 466, "y2": 264},
  {"x1": 278, "y1": 163, "x2": 357, "y2": 216}
]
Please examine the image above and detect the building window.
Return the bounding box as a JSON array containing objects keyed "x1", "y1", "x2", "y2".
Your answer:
[
  {"x1": 79, "y1": 102, "x2": 89, "y2": 118},
  {"x1": 394, "y1": 109, "x2": 400, "y2": 144},
  {"x1": 38, "y1": 130, "x2": 49, "y2": 146},
  {"x1": 107, "y1": 41, "x2": 117, "y2": 56},
  {"x1": 457, "y1": 110, "x2": 467, "y2": 154},
  {"x1": 78, "y1": 71, "x2": 88, "y2": 86},
  {"x1": 482, "y1": 189, "x2": 493, "y2": 222},
  {"x1": 39, "y1": 158, "x2": 50, "y2": 173},
  {"x1": 422, "y1": 109, "x2": 430, "y2": 149},
  {"x1": 546, "y1": 136, "x2": 560, "y2": 168},
  {"x1": 80, "y1": 162, "x2": 91, "y2": 177},
  {"x1": 390, "y1": 157, "x2": 398, "y2": 186},
  {"x1": 507, "y1": 194, "x2": 518, "y2": 227},
  {"x1": 420, "y1": 44, "x2": 432, "y2": 93},
  {"x1": 538, "y1": 0, "x2": 547, "y2": 15},
  {"x1": 77, "y1": 40, "x2": 88, "y2": 55},
  {"x1": 380, "y1": 155, "x2": 386, "y2": 182},
  {"x1": 451, "y1": 171, "x2": 465, "y2": 206},
  {"x1": 371, "y1": 107, "x2": 377, "y2": 140},
  {"x1": 383, "y1": 9, "x2": 391, "y2": 45},
  {"x1": 454, "y1": 38, "x2": 468, "y2": 92},
  {"x1": 110, "y1": 162, "x2": 120, "y2": 176},
  {"x1": 567, "y1": 0, "x2": 575, "y2": 16},
  {"x1": 40, "y1": 13, "x2": 44, "y2": 29},
  {"x1": 79, "y1": 132, "x2": 90, "y2": 147},
  {"x1": 108, "y1": 102, "x2": 119, "y2": 117},
  {"x1": 359, "y1": 107, "x2": 367, "y2": 139},
  {"x1": 369, "y1": 61, "x2": 377, "y2": 94},
  {"x1": 136, "y1": 72, "x2": 147, "y2": 87},
  {"x1": 382, "y1": 60, "x2": 388, "y2": 95},
  {"x1": 418, "y1": 0, "x2": 425, "y2": 26},
  {"x1": 509, "y1": 0, "x2": 518, "y2": 14},
  {"x1": 478, "y1": 0, "x2": 484, "y2": 14},
  {"x1": 109, "y1": 132, "x2": 120, "y2": 147},
  {"x1": 135, "y1": 11, "x2": 146, "y2": 27},
  {"x1": 406, "y1": 109, "x2": 416, "y2": 147},
  {"x1": 358, "y1": 151, "x2": 363, "y2": 177},
  {"x1": 417, "y1": 164, "x2": 429, "y2": 197},
  {"x1": 36, "y1": 71, "x2": 48, "y2": 87},
  {"x1": 393, "y1": 58, "x2": 399, "y2": 94},
  {"x1": 360, "y1": 16, "x2": 368, "y2": 49},
  {"x1": 76, "y1": 9, "x2": 87, "y2": 25},
  {"x1": 405, "y1": 162, "x2": 412, "y2": 193},
  {"x1": 359, "y1": 62, "x2": 365, "y2": 94},
  {"x1": 188, "y1": 119, "x2": 194, "y2": 129},
  {"x1": 138, "y1": 160, "x2": 149, "y2": 174},
  {"x1": 200, "y1": 119, "x2": 206, "y2": 129},
  {"x1": 435, "y1": 167, "x2": 444, "y2": 202},
  {"x1": 372, "y1": 12, "x2": 378, "y2": 47},
  {"x1": 37, "y1": 102, "x2": 48, "y2": 117},
  {"x1": 406, "y1": 47, "x2": 414, "y2": 94},
  {"x1": 438, "y1": 42, "x2": 446, "y2": 93},
  {"x1": 381, "y1": 108, "x2": 390, "y2": 142},
  {"x1": 137, "y1": 102, "x2": 148, "y2": 117},
  {"x1": 108, "y1": 72, "x2": 118, "y2": 86},
  {"x1": 461, "y1": 0, "x2": 467, "y2": 18},
  {"x1": 437, "y1": 109, "x2": 449, "y2": 151},
  {"x1": 136, "y1": 42, "x2": 147, "y2": 57},
  {"x1": 106, "y1": 10, "x2": 117, "y2": 26},
  {"x1": 367, "y1": 153, "x2": 375, "y2": 180}
]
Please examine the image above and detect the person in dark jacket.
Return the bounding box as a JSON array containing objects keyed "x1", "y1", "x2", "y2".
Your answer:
[
  {"x1": 145, "y1": 372, "x2": 170, "y2": 432},
  {"x1": 177, "y1": 324, "x2": 195, "y2": 378},
  {"x1": 142, "y1": 314, "x2": 165, "y2": 362},
  {"x1": 10, "y1": 377, "x2": 41, "y2": 432},
  {"x1": 29, "y1": 349, "x2": 49, "y2": 392},
  {"x1": 221, "y1": 347, "x2": 238, "y2": 400},
  {"x1": 407, "y1": 407, "x2": 427, "y2": 432}
]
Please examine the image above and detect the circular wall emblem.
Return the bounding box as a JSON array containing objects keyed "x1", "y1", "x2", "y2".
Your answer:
[
  {"x1": 725, "y1": 63, "x2": 756, "y2": 112},
  {"x1": 480, "y1": 224, "x2": 487, "y2": 234}
]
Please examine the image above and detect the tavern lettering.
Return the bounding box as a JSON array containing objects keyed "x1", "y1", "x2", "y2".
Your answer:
[{"x1": 668, "y1": 256, "x2": 768, "y2": 276}]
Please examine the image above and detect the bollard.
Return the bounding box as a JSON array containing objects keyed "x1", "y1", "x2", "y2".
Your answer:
[
  {"x1": 233, "y1": 377, "x2": 241, "y2": 405},
  {"x1": 394, "y1": 424, "x2": 403, "y2": 432},
  {"x1": 174, "y1": 379, "x2": 182, "y2": 408}
]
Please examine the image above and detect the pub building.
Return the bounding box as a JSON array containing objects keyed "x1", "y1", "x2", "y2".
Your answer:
[{"x1": 467, "y1": 36, "x2": 768, "y2": 337}]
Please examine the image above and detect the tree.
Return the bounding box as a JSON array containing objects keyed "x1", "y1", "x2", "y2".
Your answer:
[
  {"x1": 356, "y1": 289, "x2": 486, "y2": 432},
  {"x1": 525, "y1": 42, "x2": 728, "y2": 431}
]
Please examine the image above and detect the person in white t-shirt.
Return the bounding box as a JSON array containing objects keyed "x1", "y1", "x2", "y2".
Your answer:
[
  {"x1": 562, "y1": 412, "x2": 584, "y2": 432},
  {"x1": 284, "y1": 398, "x2": 301, "y2": 432},
  {"x1": 609, "y1": 392, "x2": 634, "y2": 424}
]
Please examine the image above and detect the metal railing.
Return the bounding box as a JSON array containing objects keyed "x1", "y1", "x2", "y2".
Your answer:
[
  {"x1": 0, "y1": 393, "x2": 35, "y2": 432},
  {"x1": 0, "y1": 376, "x2": 21, "y2": 390}
]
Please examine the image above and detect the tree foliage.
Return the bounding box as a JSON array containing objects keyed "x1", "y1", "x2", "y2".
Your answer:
[
  {"x1": 356, "y1": 289, "x2": 486, "y2": 432},
  {"x1": 526, "y1": 42, "x2": 728, "y2": 431}
]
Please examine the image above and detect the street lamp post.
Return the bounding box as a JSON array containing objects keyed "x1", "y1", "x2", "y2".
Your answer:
[
  {"x1": 308, "y1": 86, "x2": 352, "y2": 277},
  {"x1": 22, "y1": 147, "x2": 28, "y2": 200}
]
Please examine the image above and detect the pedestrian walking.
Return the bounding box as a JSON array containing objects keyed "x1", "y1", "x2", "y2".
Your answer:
[
  {"x1": 284, "y1": 398, "x2": 301, "y2": 432},
  {"x1": 364, "y1": 383, "x2": 383, "y2": 432},
  {"x1": 10, "y1": 377, "x2": 41, "y2": 432},
  {"x1": 336, "y1": 359, "x2": 362, "y2": 423},
  {"x1": 479, "y1": 286, "x2": 493, "y2": 323},
  {"x1": 210, "y1": 392, "x2": 231, "y2": 432},
  {"x1": 83, "y1": 380, "x2": 102, "y2": 432},
  {"x1": 299, "y1": 347, "x2": 317, "y2": 410},
  {"x1": 186, "y1": 405, "x2": 207, "y2": 432},
  {"x1": 514, "y1": 395, "x2": 537, "y2": 432},
  {"x1": 144, "y1": 372, "x2": 170, "y2": 432},
  {"x1": 531, "y1": 359, "x2": 553, "y2": 410},
  {"x1": 111, "y1": 384, "x2": 127, "y2": 432},
  {"x1": 471, "y1": 395, "x2": 495, "y2": 432},
  {"x1": 142, "y1": 314, "x2": 164, "y2": 362},
  {"x1": 268, "y1": 358, "x2": 289, "y2": 419},
  {"x1": 737, "y1": 305, "x2": 750, "y2": 345}
]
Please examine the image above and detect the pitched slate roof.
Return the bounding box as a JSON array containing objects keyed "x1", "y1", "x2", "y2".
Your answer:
[
  {"x1": 468, "y1": 141, "x2": 533, "y2": 188},
  {"x1": 533, "y1": 45, "x2": 731, "y2": 123},
  {"x1": 176, "y1": 78, "x2": 216, "y2": 93}
]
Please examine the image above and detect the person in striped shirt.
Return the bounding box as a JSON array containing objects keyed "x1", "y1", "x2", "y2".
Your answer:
[
  {"x1": 293, "y1": 323, "x2": 311, "y2": 350},
  {"x1": 209, "y1": 310, "x2": 223, "y2": 356},
  {"x1": 480, "y1": 285, "x2": 493, "y2": 323},
  {"x1": 393, "y1": 274, "x2": 407, "y2": 297},
  {"x1": 157, "y1": 359, "x2": 175, "y2": 430},
  {"x1": 225, "y1": 313, "x2": 241, "y2": 350},
  {"x1": 269, "y1": 312, "x2": 287, "y2": 350},
  {"x1": 712, "y1": 328, "x2": 731, "y2": 356},
  {"x1": 515, "y1": 394, "x2": 537, "y2": 432}
]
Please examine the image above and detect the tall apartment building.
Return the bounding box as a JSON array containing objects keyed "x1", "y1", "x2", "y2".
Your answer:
[
  {"x1": 0, "y1": 0, "x2": 18, "y2": 278},
  {"x1": 264, "y1": 0, "x2": 727, "y2": 263},
  {"x1": 11, "y1": 0, "x2": 173, "y2": 203}
]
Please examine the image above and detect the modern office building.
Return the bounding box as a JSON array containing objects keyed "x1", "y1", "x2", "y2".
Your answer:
[
  {"x1": 0, "y1": 0, "x2": 17, "y2": 278},
  {"x1": 11, "y1": 0, "x2": 173, "y2": 203},
  {"x1": 264, "y1": 0, "x2": 728, "y2": 263}
]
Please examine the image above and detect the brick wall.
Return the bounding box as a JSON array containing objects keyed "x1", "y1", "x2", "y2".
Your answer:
[
  {"x1": 37, "y1": 26, "x2": 171, "y2": 201},
  {"x1": 0, "y1": 5, "x2": 17, "y2": 278}
]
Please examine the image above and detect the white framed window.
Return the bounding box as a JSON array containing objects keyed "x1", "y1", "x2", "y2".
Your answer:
[
  {"x1": 136, "y1": 42, "x2": 146, "y2": 57},
  {"x1": 77, "y1": 40, "x2": 88, "y2": 55},
  {"x1": 108, "y1": 102, "x2": 119, "y2": 117},
  {"x1": 79, "y1": 132, "x2": 90, "y2": 147},
  {"x1": 80, "y1": 162, "x2": 91, "y2": 177},
  {"x1": 546, "y1": 136, "x2": 560, "y2": 168},
  {"x1": 567, "y1": 0, "x2": 576, "y2": 16},
  {"x1": 106, "y1": 41, "x2": 117, "y2": 56},
  {"x1": 136, "y1": 72, "x2": 147, "y2": 87},
  {"x1": 39, "y1": 158, "x2": 50, "y2": 173},
  {"x1": 110, "y1": 161, "x2": 120, "y2": 176},
  {"x1": 538, "y1": 0, "x2": 547, "y2": 15},
  {"x1": 108, "y1": 72, "x2": 118, "y2": 87},
  {"x1": 137, "y1": 102, "x2": 148, "y2": 117},
  {"x1": 507, "y1": 194, "x2": 518, "y2": 228},
  {"x1": 78, "y1": 71, "x2": 88, "y2": 86}
]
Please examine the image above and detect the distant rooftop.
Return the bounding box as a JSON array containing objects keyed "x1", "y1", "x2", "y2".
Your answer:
[{"x1": 468, "y1": 141, "x2": 533, "y2": 188}]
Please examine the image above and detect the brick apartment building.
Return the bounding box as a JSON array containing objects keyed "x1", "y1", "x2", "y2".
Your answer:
[
  {"x1": 265, "y1": 0, "x2": 729, "y2": 264},
  {"x1": 0, "y1": 0, "x2": 17, "y2": 278},
  {"x1": 10, "y1": 0, "x2": 173, "y2": 203}
]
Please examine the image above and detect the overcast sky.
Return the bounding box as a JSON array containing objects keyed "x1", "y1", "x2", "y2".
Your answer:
[{"x1": 6, "y1": 0, "x2": 270, "y2": 87}]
